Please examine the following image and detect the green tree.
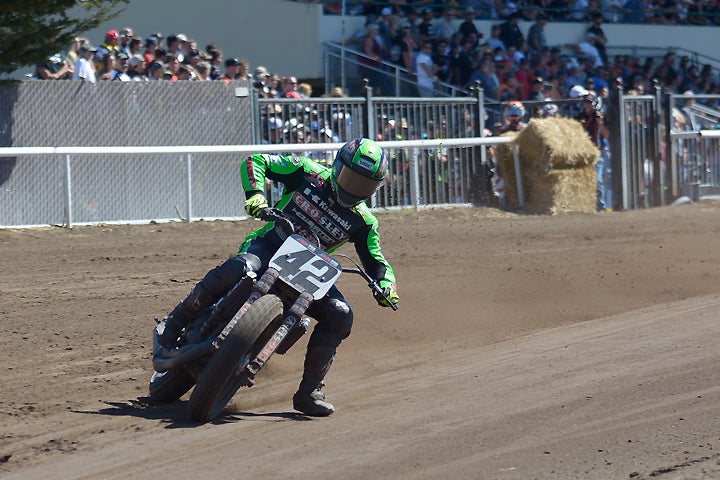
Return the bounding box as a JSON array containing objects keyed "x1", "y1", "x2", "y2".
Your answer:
[{"x1": 0, "y1": 0, "x2": 129, "y2": 76}]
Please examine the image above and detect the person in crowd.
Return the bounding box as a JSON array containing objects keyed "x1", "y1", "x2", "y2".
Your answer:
[
  {"x1": 498, "y1": 70, "x2": 522, "y2": 101},
  {"x1": 497, "y1": 100, "x2": 528, "y2": 133},
  {"x1": 221, "y1": 57, "x2": 241, "y2": 83},
  {"x1": 147, "y1": 60, "x2": 165, "y2": 81},
  {"x1": 94, "y1": 30, "x2": 121, "y2": 71},
  {"x1": 157, "y1": 137, "x2": 398, "y2": 416},
  {"x1": 165, "y1": 34, "x2": 184, "y2": 63},
  {"x1": 143, "y1": 37, "x2": 158, "y2": 66},
  {"x1": 72, "y1": 44, "x2": 97, "y2": 83},
  {"x1": 575, "y1": 33, "x2": 604, "y2": 68},
  {"x1": 66, "y1": 37, "x2": 87, "y2": 67},
  {"x1": 127, "y1": 54, "x2": 147, "y2": 80},
  {"x1": 433, "y1": 39, "x2": 453, "y2": 84},
  {"x1": 499, "y1": 12, "x2": 525, "y2": 50},
  {"x1": 377, "y1": 6, "x2": 396, "y2": 50},
  {"x1": 195, "y1": 61, "x2": 211, "y2": 81},
  {"x1": 163, "y1": 53, "x2": 181, "y2": 81},
  {"x1": 573, "y1": 85, "x2": 611, "y2": 210},
  {"x1": 119, "y1": 27, "x2": 134, "y2": 56},
  {"x1": 281, "y1": 76, "x2": 303, "y2": 98},
  {"x1": 236, "y1": 58, "x2": 250, "y2": 80},
  {"x1": 297, "y1": 82, "x2": 313, "y2": 98},
  {"x1": 174, "y1": 64, "x2": 191, "y2": 80},
  {"x1": 418, "y1": 8, "x2": 441, "y2": 45},
  {"x1": 586, "y1": 12, "x2": 609, "y2": 65},
  {"x1": 436, "y1": 7, "x2": 457, "y2": 41},
  {"x1": 110, "y1": 52, "x2": 131, "y2": 81},
  {"x1": 395, "y1": 21, "x2": 418, "y2": 76},
  {"x1": 36, "y1": 52, "x2": 74, "y2": 80},
  {"x1": 526, "y1": 13, "x2": 548, "y2": 57},
  {"x1": 206, "y1": 46, "x2": 223, "y2": 80},
  {"x1": 485, "y1": 24, "x2": 506, "y2": 53},
  {"x1": 415, "y1": 41, "x2": 437, "y2": 97},
  {"x1": 97, "y1": 52, "x2": 116, "y2": 81},
  {"x1": 457, "y1": 6, "x2": 481, "y2": 48}
]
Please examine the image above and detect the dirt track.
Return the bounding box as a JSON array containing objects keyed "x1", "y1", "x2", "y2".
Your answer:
[{"x1": 1, "y1": 203, "x2": 720, "y2": 480}]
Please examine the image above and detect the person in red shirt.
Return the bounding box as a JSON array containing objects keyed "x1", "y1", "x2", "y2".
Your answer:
[
  {"x1": 281, "y1": 76, "x2": 302, "y2": 98},
  {"x1": 143, "y1": 37, "x2": 158, "y2": 66}
]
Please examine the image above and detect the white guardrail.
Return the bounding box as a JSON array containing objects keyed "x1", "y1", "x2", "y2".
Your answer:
[{"x1": 0, "y1": 137, "x2": 516, "y2": 229}]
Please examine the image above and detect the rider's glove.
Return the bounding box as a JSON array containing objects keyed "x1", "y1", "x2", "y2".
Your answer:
[
  {"x1": 374, "y1": 285, "x2": 399, "y2": 308},
  {"x1": 245, "y1": 193, "x2": 268, "y2": 218}
]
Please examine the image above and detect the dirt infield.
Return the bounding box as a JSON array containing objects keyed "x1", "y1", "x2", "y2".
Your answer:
[{"x1": 1, "y1": 203, "x2": 720, "y2": 480}]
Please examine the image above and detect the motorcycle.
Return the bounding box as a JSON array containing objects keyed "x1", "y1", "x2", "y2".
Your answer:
[{"x1": 149, "y1": 208, "x2": 398, "y2": 422}]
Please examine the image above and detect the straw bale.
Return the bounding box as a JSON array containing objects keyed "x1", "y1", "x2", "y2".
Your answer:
[{"x1": 495, "y1": 118, "x2": 600, "y2": 214}]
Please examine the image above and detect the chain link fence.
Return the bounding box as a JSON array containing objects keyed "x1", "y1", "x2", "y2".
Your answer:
[
  {"x1": 0, "y1": 81, "x2": 252, "y2": 226},
  {"x1": 3, "y1": 80, "x2": 720, "y2": 227}
]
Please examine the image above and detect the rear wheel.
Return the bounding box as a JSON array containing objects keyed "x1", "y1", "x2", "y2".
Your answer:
[
  {"x1": 187, "y1": 294, "x2": 284, "y2": 422},
  {"x1": 148, "y1": 368, "x2": 195, "y2": 404}
]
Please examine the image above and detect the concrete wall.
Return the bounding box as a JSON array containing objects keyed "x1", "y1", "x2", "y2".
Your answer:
[{"x1": 10, "y1": 1, "x2": 720, "y2": 81}]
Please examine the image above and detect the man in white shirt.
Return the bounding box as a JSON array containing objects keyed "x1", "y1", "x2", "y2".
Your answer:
[
  {"x1": 576, "y1": 33, "x2": 603, "y2": 68},
  {"x1": 415, "y1": 41, "x2": 436, "y2": 97},
  {"x1": 73, "y1": 44, "x2": 97, "y2": 83}
]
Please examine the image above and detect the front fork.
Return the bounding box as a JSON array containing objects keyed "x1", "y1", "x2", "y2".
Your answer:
[
  {"x1": 246, "y1": 290, "x2": 314, "y2": 377},
  {"x1": 213, "y1": 267, "x2": 280, "y2": 347}
]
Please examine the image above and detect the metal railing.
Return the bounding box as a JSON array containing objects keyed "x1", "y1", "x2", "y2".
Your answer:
[{"x1": 0, "y1": 138, "x2": 512, "y2": 229}]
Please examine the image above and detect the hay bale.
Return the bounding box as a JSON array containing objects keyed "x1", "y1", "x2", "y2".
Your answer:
[{"x1": 495, "y1": 118, "x2": 600, "y2": 214}]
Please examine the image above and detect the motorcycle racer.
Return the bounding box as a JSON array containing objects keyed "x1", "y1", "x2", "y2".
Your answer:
[{"x1": 158, "y1": 137, "x2": 399, "y2": 416}]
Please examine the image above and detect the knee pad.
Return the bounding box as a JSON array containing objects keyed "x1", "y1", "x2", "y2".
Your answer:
[
  {"x1": 200, "y1": 256, "x2": 250, "y2": 297},
  {"x1": 308, "y1": 299, "x2": 353, "y2": 349}
]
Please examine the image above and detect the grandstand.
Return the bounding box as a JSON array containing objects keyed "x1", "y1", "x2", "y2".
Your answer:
[{"x1": 46, "y1": 0, "x2": 720, "y2": 93}]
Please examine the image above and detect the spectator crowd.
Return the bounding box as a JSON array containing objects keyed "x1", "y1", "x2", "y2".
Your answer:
[
  {"x1": 33, "y1": 27, "x2": 313, "y2": 101},
  {"x1": 341, "y1": 3, "x2": 720, "y2": 102},
  {"x1": 33, "y1": 1, "x2": 720, "y2": 103}
]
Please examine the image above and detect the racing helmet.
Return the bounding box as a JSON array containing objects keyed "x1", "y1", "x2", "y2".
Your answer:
[{"x1": 331, "y1": 138, "x2": 387, "y2": 207}]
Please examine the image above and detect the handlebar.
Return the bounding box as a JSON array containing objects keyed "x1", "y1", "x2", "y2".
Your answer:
[
  {"x1": 341, "y1": 264, "x2": 399, "y2": 312},
  {"x1": 262, "y1": 207, "x2": 398, "y2": 311},
  {"x1": 260, "y1": 207, "x2": 295, "y2": 236}
]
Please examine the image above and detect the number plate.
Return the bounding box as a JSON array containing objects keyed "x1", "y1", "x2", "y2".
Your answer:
[{"x1": 269, "y1": 234, "x2": 342, "y2": 300}]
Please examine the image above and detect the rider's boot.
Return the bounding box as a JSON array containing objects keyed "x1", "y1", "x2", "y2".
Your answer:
[
  {"x1": 158, "y1": 257, "x2": 248, "y2": 347},
  {"x1": 158, "y1": 285, "x2": 215, "y2": 347},
  {"x1": 292, "y1": 346, "x2": 336, "y2": 416}
]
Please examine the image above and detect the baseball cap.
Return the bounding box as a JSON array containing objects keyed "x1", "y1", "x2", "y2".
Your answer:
[
  {"x1": 225, "y1": 57, "x2": 240, "y2": 67},
  {"x1": 254, "y1": 65, "x2": 268, "y2": 77},
  {"x1": 106, "y1": 29, "x2": 119, "y2": 41},
  {"x1": 176, "y1": 33, "x2": 188, "y2": 42},
  {"x1": 148, "y1": 61, "x2": 164, "y2": 73},
  {"x1": 79, "y1": 44, "x2": 97, "y2": 54},
  {"x1": 129, "y1": 54, "x2": 144, "y2": 67},
  {"x1": 569, "y1": 85, "x2": 590, "y2": 98},
  {"x1": 381, "y1": 7, "x2": 392, "y2": 15},
  {"x1": 268, "y1": 117, "x2": 283, "y2": 130}
]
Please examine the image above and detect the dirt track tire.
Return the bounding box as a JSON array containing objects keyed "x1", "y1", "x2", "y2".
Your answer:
[
  {"x1": 187, "y1": 294, "x2": 284, "y2": 422},
  {"x1": 148, "y1": 368, "x2": 195, "y2": 404}
]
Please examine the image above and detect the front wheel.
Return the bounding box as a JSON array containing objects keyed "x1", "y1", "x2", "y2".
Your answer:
[{"x1": 187, "y1": 294, "x2": 284, "y2": 422}]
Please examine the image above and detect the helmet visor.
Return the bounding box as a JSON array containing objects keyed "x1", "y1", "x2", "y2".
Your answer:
[{"x1": 334, "y1": 164, "x2": 382, "y2": 205}]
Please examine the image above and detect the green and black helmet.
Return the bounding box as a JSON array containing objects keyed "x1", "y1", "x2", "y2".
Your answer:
[{"x1": 331, "y1": 138, "x2": 387, "y2": 207}]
